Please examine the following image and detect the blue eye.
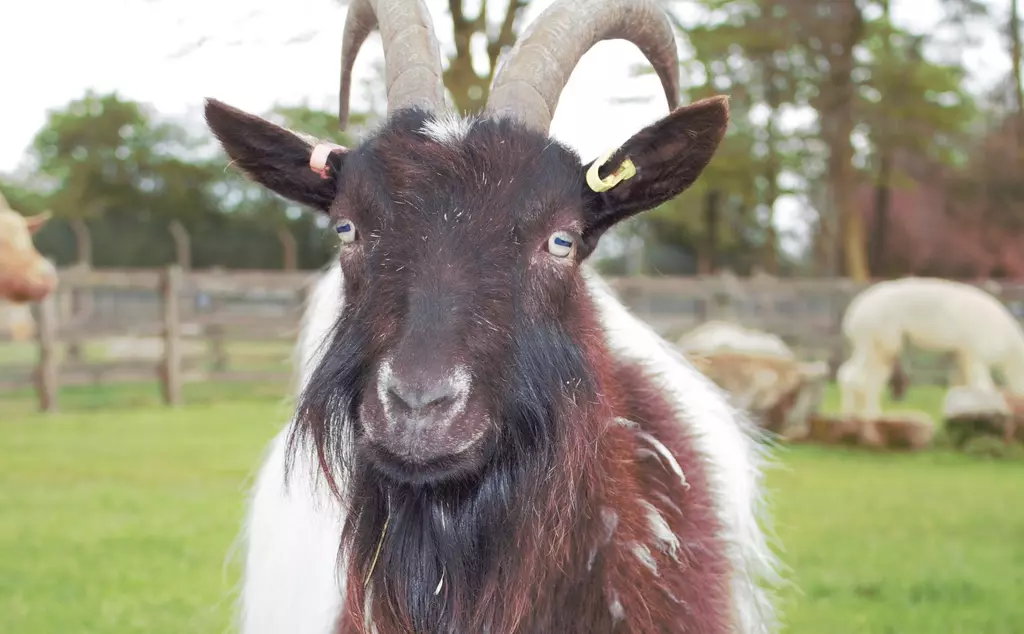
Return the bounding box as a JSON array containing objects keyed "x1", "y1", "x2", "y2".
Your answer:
[
  {"x1": 547, "y1": 231, "x2": 575, "y2": 258},
  {"x1": 335, "y1": 219, "x2": 356, "y2": 244}
]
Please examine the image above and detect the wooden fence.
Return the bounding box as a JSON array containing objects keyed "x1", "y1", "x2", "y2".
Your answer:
[
  {"x1": 6, "y1": 267, "x2": 1024, "y2": 412},
  {"x1": 1, "y1": 266, "x2": 312, "y2": 411}
]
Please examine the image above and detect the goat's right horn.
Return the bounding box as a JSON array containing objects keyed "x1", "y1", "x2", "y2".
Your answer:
[
  {"x1": 486, "y1": 0, "x2": 680, "y2": 133},
  {"x1": 339, "y1": 0, "x2": 447, "y2": 129}
]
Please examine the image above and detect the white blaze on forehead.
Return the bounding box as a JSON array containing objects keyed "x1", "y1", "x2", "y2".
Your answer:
[{"x1": 420, "y1": 112, "x2": 476, "y2": 145}]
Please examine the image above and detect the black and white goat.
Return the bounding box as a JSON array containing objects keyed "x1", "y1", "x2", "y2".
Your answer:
[{"x1": 204, "y1": 0, "x2": 781, "y2": 631}]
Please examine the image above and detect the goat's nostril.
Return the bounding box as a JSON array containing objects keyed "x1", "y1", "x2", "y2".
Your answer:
[
  {"x1": 384, "y1": 375, "x2": 457, "y2": 417},
  {"x1": 422, "y1": 394, "x2": 452, "y2": 411},
  {"x1": 386, "y1": 386, "x2": 414, "y2": 414}
]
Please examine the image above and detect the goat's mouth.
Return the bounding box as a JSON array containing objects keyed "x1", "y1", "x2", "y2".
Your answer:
[
  {"x1": 357, "y1": 393, "x2": 493, "y2": 485},
  {"x1": 360, "y1": 437, "x2": 488, "y2": 485}
]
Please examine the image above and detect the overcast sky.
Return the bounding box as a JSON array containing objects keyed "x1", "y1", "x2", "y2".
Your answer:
[{"x1": 0, "y1": 0, "x2": 1013, "y2": 247}]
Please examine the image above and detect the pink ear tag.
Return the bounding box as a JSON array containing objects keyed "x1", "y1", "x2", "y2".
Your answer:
[{"x1": 309, "y1": 142, "x2": 346, "y2": 179}]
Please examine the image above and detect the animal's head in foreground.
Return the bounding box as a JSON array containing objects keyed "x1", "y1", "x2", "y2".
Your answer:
[
  {"x1": 0, "y1": 202, "x2": 58, "y2": 303},
  {"x1": 205, "y1": 0, "x2": 729, "y2": 486}
]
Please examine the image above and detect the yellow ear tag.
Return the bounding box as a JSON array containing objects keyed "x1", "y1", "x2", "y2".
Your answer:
[{"x1": 586, "y1": 149, "x2": 637, "y2": 193}]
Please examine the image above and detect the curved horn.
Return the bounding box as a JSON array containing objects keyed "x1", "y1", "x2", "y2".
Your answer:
[
  {"x1": 486, "y1": 0, "x2": 679, "y2": 132},
  {"x1": 339, "y1": 0, "x2": 447, "y2": 129}
]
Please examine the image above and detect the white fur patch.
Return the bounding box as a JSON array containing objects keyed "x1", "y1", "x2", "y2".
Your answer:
[
  {"x1": 376, "y1": 357, "x2": 396, "y2": 430},
  {"x1": 420, "y1": 112, "x2": 475, "y2": 145},
  {"x1": 631, "y1": 542, "x2": 659, "y2": 575},
  {"x1": 294, "y1": 261, "x2": 345, "y2": 394},
  {"x1": 608, "y1": 589, "x2": 625, "y2": 623},
  {"x1": 613, "y1": 416, "x2": 639, "y2": 429},
  {"x1": 636, "y1": 430, "x2": 689, "y2": 490},
  {"x1": 588, "y1": 506, "x2": 620, "y2": 571},
  {"x1": 239, "y1": 428, "x2": 347, "y2": 634},
  {"x1": 640, "y1": 500, "x2": 680, "y2": 563}
]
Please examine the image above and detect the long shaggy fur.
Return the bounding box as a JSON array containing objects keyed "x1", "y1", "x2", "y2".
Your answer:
[{"x1": 239, "y1": 261, "x2": 781, "y2": 634}]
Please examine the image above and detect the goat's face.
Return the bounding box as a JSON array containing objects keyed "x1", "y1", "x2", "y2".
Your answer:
[
  {"x1": 326, "y1": 113, "x2": 594, "y2": 480},
  {"x1": 205, "y1": 99, "x2": 728, "y2": 484},
  {"x1": 0, "y1": 209, "x2": 57, "y2": 303}
]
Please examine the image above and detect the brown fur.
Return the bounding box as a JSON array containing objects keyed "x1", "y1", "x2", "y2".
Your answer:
[
  {"x1": 205, "y1": 74, "x2": 743, "y2": 632},
  {"x1": 333, "y1": 299, "x2": 733, "y2": 633},
  {"x1": 0, "y1": 206, "x2": 57, "y2": 303}
]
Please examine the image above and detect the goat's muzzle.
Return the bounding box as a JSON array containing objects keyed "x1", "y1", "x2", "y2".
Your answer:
[{"x1": 360, "y1": 355, "x2": 490, "y2": 483}]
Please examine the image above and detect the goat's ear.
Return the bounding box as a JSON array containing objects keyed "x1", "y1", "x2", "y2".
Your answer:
[
  {"x1": 204, "y1": 98, "x2": 345, "y2": 213},
  {"x1": 25, "y1": 211, "x2": 51, "y2": 234},
  {"x1": 580, "y1": 96, "x2": 729, "y2": 249}
]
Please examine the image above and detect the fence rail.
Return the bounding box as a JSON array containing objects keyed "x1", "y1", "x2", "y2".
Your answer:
[{"x1": 5, "y1": 267, "x2": 1024, "y2": 411}]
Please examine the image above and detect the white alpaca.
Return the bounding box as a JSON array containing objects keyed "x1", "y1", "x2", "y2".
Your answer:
[
  {"x1": 237, "y1": 262, "x2": 782, "y2": 634},
  {"x1": 678, "y1": 320, "x2": 795, "y2": 359},
  {"x1": 838, "y1": 277, "x2": 1024, "y2": 419}
]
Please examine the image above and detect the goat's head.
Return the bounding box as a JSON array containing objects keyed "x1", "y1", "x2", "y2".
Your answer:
[
  {"x1": 0, "y1": 203, "x2": 57, "y2": 303},
  {"x1": 205, "y1": 0, "x2": 729, "y2": 486}
]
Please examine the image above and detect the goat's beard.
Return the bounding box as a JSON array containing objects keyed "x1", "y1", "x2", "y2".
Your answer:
[{"x1": 295, "y1": 316, "x2": 605, "y2": 633}]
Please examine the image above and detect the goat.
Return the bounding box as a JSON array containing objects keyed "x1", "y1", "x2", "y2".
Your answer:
[
  {"x1": 0, "y1": 195, "x2": 57, "y2": 303},
  {"x1": 838, "y1": 277, "x2": 1024, "y2": 420},
  {"x1": 205, "y1": 1, "x2": 780, "y2": 632}
]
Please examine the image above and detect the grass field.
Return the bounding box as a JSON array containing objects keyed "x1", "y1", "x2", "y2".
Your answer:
[{"x1": 2, "y1": 383, "x2": 1022, "y2": 633}]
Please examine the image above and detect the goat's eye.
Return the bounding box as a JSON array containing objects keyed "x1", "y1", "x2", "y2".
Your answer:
[
  {"x1": 547, "y1": 231, "x2": 575, "y2": 258},
  {"x1": 334, "y1": 219, "x2": 357, "y2": 243}
]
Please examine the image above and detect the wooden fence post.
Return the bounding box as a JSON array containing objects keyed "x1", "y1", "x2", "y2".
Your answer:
[
  {"x1": 161, "y1": 265, "x2": 183, "y2": 406},
  {"x1": 208, "y1": 324, "x2": 228, "y2": 372},
  {"x1": 169, "y1": 220, "x2": 192, "y2": 270},
  {"x1": 278, "y1": 228, "x2": 298, "y2": 271},
  {"x1": 34, "y1": 293, "x2": 59, "y2": 412}
]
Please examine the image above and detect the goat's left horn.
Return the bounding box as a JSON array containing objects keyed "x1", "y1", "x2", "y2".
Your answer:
[
  {"x1": 339, "y1": 0, "x2": 447, "y2": 129},
  {"x1": 486, "y1": 0, "x2": 679, "y2": 132}
]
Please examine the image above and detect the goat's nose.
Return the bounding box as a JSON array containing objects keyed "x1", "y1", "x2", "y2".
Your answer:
[{"x1": 384, "y1": 373, "x2": 458, "y2": 421}]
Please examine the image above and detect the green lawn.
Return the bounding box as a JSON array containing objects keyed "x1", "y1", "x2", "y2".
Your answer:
[{"x1": 1, "y1": 385, "x2": 1022, "y2": 633}]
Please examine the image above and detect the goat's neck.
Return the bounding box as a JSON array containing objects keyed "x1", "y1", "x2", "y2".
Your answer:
[
  {"x1": 339, "y1": 403, "x2": 728, "y2": 632},
  {"x1": 339, "y1": 406, "x2": 618, "y2": 632}
]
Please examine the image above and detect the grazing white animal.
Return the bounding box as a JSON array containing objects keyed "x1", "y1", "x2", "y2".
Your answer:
[{"x1": 838, "y1": 277, "x2": 1024, "y2": 418}]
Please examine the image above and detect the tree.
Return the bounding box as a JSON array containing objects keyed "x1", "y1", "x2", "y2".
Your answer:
[
  {"x1": 1009, "y1": 0, "x2": 1024, "y2": 156},
  {"x1": 443, "y1": 0, "x2": 531, "y2": 113},
  {"x1": 14, "y1": 91, "x2": 366, "y2": 269},
  {"x1": 857, "y1": 9, "x2": 978, "y2": 275},
  {"x1": 335, "y1": 0, "x2": 531, "y2": 114}
]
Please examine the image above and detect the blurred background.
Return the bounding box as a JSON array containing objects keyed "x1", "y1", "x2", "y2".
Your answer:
[{"x1": 1, "y1": 0, "x2": 1022, "y2": 633}]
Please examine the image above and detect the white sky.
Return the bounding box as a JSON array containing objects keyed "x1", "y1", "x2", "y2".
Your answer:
[{"x1": 0, "y1": 0, "x2": 1013, "y2": 247}]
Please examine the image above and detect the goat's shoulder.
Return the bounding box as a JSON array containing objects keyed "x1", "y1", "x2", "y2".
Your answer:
[{"x1": 598, "y1": 358, "x2": 735, "y2": 633}]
